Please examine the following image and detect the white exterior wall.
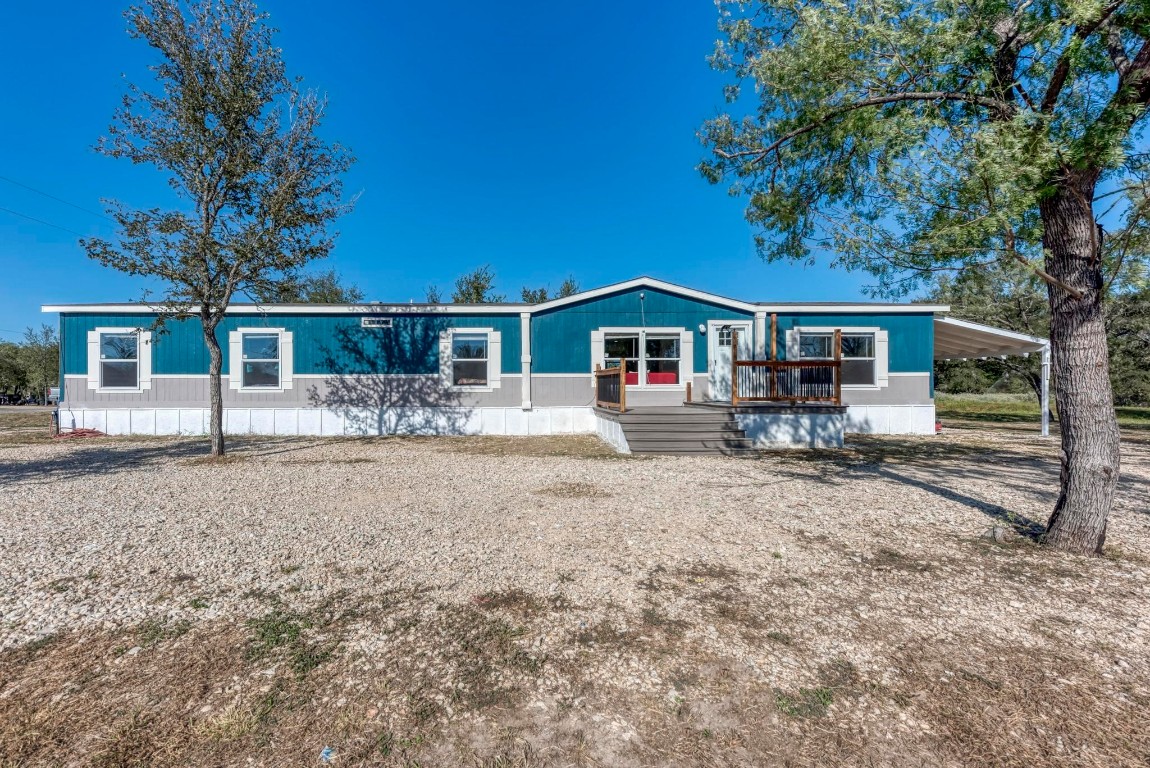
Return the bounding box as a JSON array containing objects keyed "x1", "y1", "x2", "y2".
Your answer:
[{"x1": 56, "y1": 406, "x2": 597, "y2": 438}]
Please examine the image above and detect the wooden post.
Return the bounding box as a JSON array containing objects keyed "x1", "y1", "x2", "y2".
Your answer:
[
  {"x1": 833, "y1": 329, "x2": 842, "y2": 405},
  {"x1": 731, "y1": 329, "x2": 739, "y2": 406},
  {"x1": 619, "y1": 366, "x2": 626, "y2": 412},
  {"x1": 770, "y1": 314, "x2": 777, "y2": 361},
  {"x1": 685, "y1": 381, "x2": 692, "y2": 403}
]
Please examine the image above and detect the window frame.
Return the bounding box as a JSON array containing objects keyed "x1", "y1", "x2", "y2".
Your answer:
[
  {"x1": 239, "y1": 331, "x2": 282, "y2": 389},
  {"x1": 87, "y1": 327, "x2": 152, "y2": 393},
  {"x1": 793, "y1": 326, "x2": 883, "y2": 389},
  {"x1": 99, "y1": 331, "x2": 140, "y2": 390},
  {"x1": 440, "y1": 328, "x2": 502, "y2": 391},
  {"x1": 449, "y1": 332, "x2": 490, "y2": 388},
  {"x1": 593, "y1": 327, "x2": 690, "y2": 389},
  {"x1": 229, "y1": 327, "x2": 294, "y2": 393}
]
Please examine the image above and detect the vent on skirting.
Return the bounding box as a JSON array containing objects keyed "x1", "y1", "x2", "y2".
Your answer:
[{"x1": 361, "y1": 317, "x2": 393, "y2": 328}]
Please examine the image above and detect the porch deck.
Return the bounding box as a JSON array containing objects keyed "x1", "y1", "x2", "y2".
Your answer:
[{"x1": 595, "y1": 402, "x2": 847, "y2": 454}]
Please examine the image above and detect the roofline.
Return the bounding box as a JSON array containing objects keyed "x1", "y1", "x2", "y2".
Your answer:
[
  {"x1": 40, "y1": 277, "x2": 951, "y2": 316},
  {"x1": 529, "y1": 276, "x2": 760, "y2": 313},
  {"x1": 934, "y1": 316, "x2": 1048, "y2": 346},
  {"x1": 39, "y1": 302, "x2": 527, "y2": 315}
]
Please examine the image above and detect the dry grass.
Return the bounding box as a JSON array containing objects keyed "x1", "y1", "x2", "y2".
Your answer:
[
  {"x1": 0, "y1": 408, "x2": 54, "y2": 446},
  {"x1": 5, "y1": 575, "x2": 1147, "y2": 767},
  {"x1": 435, "y1": 434, "x2": 624, "y2": 458}
]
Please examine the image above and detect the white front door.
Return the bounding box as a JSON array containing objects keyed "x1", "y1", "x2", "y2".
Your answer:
[{"x1": 708, "y1": 321, "x2": 753, "y2": 401}]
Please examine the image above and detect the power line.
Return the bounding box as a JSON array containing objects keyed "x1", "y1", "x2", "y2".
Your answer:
[
  {"x1": 0, "y1": 174, "x2": 114, "y2": 222},
  {"x1": 0, "y1": 206, "x2": 87, "y2": 237}
]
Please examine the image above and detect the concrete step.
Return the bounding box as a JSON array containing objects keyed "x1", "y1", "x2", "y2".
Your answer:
[{"x1": 625, "y1": 430, "x2": 747, "y2": 442}]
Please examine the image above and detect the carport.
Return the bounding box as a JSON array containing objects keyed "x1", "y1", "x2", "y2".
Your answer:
[{"x1": 933, "y1": 317, "x2": 1052, "y2": 436}]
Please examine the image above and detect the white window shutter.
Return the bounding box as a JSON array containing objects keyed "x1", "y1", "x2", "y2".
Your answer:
[
  {"x1": 280, "y1": 330, "x2": 294, "y2": 388},
  {"x1": 785, "y1": 329, "x2": 799, "y2": 361},
  {"x1": 138, "y1": 331, "x2": 153, "y2": 390},
  {"x1": 87, "y1": 330, "x2": 100, "y2": 390},
  {"x1": 875, "y1": 330, "x2": 889, "y2": 387},
  {"x1": 228, "y1": 330, "x2": 242, "y2": 390},
  {"x1": 590, "y1": 330, "x2": 605, "y2": 388},
  {"x1": 439, "y1": 330, "x2": 452, "y2": 387},
  {"x1": 487, "y1": 330, "x2": 501, "y2": 387}
]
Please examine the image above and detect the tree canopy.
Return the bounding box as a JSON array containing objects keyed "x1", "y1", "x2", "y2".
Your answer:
[
  {"x1": 699, "y1": 0, "x2": 1150, "y2": 295},
  {"x1": 82, "y1": 0, "x2": 355, "y2": 455}
]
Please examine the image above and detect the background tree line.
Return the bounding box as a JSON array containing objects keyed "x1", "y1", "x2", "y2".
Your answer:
[
  {"x1": 0, "y1": 326, "x2": 60, "y2": 403},
  {"x1": 930, "y1": 252, "x2": 1150, "y2": 407}
]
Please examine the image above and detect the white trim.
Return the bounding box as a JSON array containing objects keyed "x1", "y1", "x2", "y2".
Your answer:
[
  {"x1": 440, "y1": 327, "x2": 502, "y2": 391},
  {"x1": 520, "y1": 312, "x2": 532, "y2": 410},
  {"x1": 42, "y1": 276, "x2": 950, "y2": 317},
  {"x1": 88, "y1": 327, "x2": 153, "y2": 393},
  {"x1": 594, "y1": 327, "x2": 691, "y2": 389},
  {"x1": 229, "y1": 327, "x2": 294, "y2": 392},
  {"x1": 532, "y1": 277, "x2": 759, "y2": 313}
]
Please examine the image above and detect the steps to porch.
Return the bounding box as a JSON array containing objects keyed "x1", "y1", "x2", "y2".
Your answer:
[{"x1": 607, "y1": 406, "x2": 758, "y2": 456}]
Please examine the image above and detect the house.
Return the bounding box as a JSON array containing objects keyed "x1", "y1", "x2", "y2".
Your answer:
[{"x1": 42, "y1": 276, "x2": 1049, "y2": 452}]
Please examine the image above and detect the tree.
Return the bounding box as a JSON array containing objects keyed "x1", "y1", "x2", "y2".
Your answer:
[
  {"x1": 18, "y1": 326, "x2": 60, "y2": 401},
  {"x1": 699, "y1": 0, "x2": 1150, "y2": 554},
  {"x1": 452, "y1": 265, "x2": 504, "y2": 303},
  {"x1": 521, "y1": 276, "x2": 580, "y2": 303},
  {"x1": 253, "y1": 268, "x2": 364, "y2": 303},
  {"x1": 425, "y1": 284, "x2": 443, "y2": 304},
  {"x1": 82, "y1": 0, "x2": 354, "y2": 456},
  {"x1": 1107, "y1": 287, "x2": 1150, "y2": 404},
  {"x1": 0, "y1": 342, "x2": 27, "y2": 398}
]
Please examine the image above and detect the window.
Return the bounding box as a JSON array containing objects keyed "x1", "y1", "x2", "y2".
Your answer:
[
  {"x1": 645, "y1": 335, "x2": 680, "y2": 384},
  {"x1": 451, "y1": 333, "x2": 489, "y2": 386},
  {"x1": 241, "y1": 332, "x2": 281, "y2": 388},
  {"x1": 100, "y1": 332, "x2": 138, "y2": 388},
  {"x1": 604, "y1": 334, "x2": 640, "y2": 385},
  {"x1": 798, "y1": 331, "x2": 877, "y2": 386},
  {"x1": 596, "y1": 329, "x2": 686, "y2": 387}
]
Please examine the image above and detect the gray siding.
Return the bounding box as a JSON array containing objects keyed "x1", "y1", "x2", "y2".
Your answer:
[{"x1": 841, "y1": 375, "x2": 931, "y2": 406}]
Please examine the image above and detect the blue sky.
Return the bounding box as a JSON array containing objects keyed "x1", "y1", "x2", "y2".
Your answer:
[{"x1": 0, "y1": 1, "x2": 875, "y2": 340}]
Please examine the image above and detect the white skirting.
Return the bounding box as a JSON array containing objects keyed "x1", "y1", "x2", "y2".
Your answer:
[
  {"x1": 56, "y1": 406, "x2": 596, "y2": 437},
  {"x1": 735, "y1": 412, "x2": 844, "y2": 449},
  {"x1": 844, "y1": 404, "x2": 936, "y2": 435},
  {"x1": 593, "y1": 413, "x2": 631, "y2": 454}
]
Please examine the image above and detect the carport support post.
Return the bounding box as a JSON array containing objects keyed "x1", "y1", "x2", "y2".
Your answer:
[{"x1": 1041, "y1": 344, "x2": 1051, "y2": 438}]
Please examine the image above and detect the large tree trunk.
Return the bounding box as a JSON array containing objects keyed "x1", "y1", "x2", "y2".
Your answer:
[
  {"x1": 202, "y1": 321, "x2": 226, "y2": 457},
  {"x1": 1039, "y1": 170, "x2": 1121, "y2": 555}
]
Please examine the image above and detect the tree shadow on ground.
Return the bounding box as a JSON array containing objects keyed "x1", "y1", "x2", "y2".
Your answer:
[
  {"x1": 306, "y1": 317, "x2": 474, "y2": 436},
  {"x1": 0, "y1": 436, "x2": 321, "y2": 486}
]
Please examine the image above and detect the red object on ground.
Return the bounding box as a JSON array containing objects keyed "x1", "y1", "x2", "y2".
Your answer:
[
  {"x1": 53, "y1": 428, "x2": 106, "y2": 439},
  {"x1": 935, "y1": 420, "x2": 942, "y2": 434}
]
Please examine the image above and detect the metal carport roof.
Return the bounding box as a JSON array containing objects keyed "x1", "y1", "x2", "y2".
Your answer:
[{"x1": 932, "y1": 316, "x2": 1052, "y2": 436}]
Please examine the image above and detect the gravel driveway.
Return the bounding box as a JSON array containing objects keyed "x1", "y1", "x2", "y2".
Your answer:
[{"x1": 2, "y1": 430, "x2": 1149, "y2": 766}]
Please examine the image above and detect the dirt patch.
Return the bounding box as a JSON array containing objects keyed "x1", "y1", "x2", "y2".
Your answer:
[
  {"x1": 435, "y1": 434, "x2": 622, "y2": 458},
  {"x1": 533, "y1": 481, "x2": 606, "y2": 498}
]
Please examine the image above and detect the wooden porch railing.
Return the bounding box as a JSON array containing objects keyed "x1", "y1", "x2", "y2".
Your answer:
[
  {"x1": 731, "y1": 329, "x2": 843, "y2": 406},
  {"x1": 594, "y1": 364, "x2": 626, "y2": 411}
]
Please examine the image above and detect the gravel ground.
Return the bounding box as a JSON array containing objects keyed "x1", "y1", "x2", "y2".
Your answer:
[{"x1": 2, "y1": 429, "x2": 1149, "y2": 765}]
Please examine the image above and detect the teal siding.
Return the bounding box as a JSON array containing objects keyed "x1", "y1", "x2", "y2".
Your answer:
[
  {"x1": 530, "y1": 286, "x2": 752, "y2": 374},
  {"x1": 774, "y1": 313, "x2": 934, "y2": 372},
  {"x1": 62, "y1": 312, "x2": 522, "y2": 376}
]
